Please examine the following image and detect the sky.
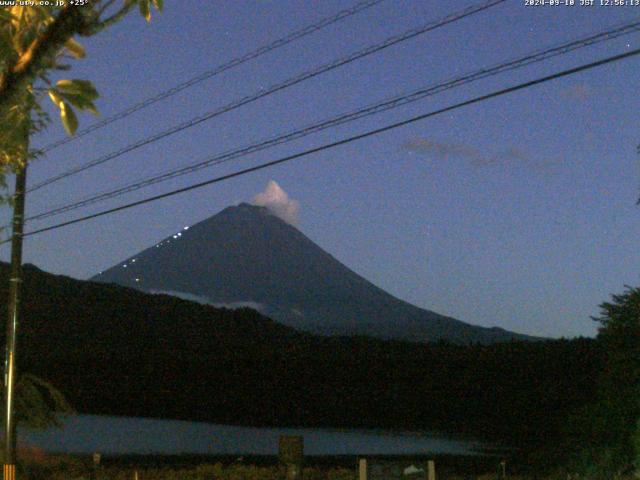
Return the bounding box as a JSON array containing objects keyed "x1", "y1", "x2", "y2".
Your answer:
[{"x1": 1, "y1": 0, "x2": 639, "y2": 339}]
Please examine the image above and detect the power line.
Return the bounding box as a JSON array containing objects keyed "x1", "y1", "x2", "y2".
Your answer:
[
  {"x1": 11, "y1": 46, "x2": 640, "y2": 243},
  {"x1": 25, "y1": 18, "x2": 640, "y2": 223},
  {"x1": 38, "y1": 0, "x2": 387, "y2": 153},
  {"x1": 27, "y1": 0, "x2": 506, "y2": 193}
]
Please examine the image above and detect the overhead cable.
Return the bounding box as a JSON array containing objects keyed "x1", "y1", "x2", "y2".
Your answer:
[
  {"x1": 28, "y1": 0, "x2": 506, "y2": 193},
  {"x1": 39, "y1": 0, "x2": 387, "y2": 153},
  {"x1": 26, "y1": 19, "x2": 640, "y2": 222},
  {"x1": 11, "y1": 46, "x2": 640, "y2": 243}
]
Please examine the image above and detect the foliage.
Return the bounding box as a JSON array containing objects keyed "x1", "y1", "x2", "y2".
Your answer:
[
  {"x1": 15, "y1": 456, "x2": 640, "y2": 480},
  {"x1": 562, "y1": 286, "x2": 640, "y2": 476},
  {"x1": 0, "y1": 373, "x2": 73, "y2": 463},
  {"x1": 14, "y1": 373, "x2": 73, "y2": 429},
  {"x1": 19, "y1": 459, "x2": 356, "y2": 480},
  {"x1": 593, "y1": 286, "x2": 640, "y2": 473},
  {"x1": 0, "y1": 0, "x2": 162, "y2": 175}
]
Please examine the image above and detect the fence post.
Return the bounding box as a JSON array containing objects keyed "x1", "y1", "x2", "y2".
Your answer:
[
  {"x1": 279, "y1": 435, "x2": 303, "y2": 480},
  {"x1": 90, "y1": 453, "x2": 101, "y2": 480},
  {"x1": 427, "y1": 460, "x2": 436, "y2": 480},
  {"x1": 358, "y1": 458, "x2": 367, "y2": 480}
]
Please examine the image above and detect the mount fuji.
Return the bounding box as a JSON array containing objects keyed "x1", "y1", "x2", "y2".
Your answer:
[{"x1": 92, "y1": 201, "x2": 537, "y2": 344}]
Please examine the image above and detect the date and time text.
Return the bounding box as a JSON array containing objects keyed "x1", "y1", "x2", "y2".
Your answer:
[
  {"x1": 525, "y1": 0, "x2": 640, "y2": 6},
  {"x1": 1, "y1": 0, "x2": 638, "y2": 8}
]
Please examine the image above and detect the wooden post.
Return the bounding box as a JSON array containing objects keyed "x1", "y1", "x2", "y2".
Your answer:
[
  {"x1": 90, "y1": 452, "x2": 101, "y2": 480},
  {"x1": 3, "y1": 152, "x2": 28, "y2": 480},
  {"x1": 427, "y1": 460, "x2": 436, "y2": 480},
  {"x1": 279, "y1": 435, "x2": 303, "y2": 480},
  {"x1": 358, "y1": 458, "x2": 367, "y2": 480}
]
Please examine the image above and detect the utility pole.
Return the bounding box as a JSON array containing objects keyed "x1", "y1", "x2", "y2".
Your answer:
[{"x1": 3, "y1": 131, "x2": 28, "y2": 480}]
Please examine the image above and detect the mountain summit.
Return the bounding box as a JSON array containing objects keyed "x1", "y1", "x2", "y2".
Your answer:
[{"x1": 93, "y1": 202, "x2": 536, "y2": 343}]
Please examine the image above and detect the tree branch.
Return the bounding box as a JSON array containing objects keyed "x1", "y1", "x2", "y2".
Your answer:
[
  {"x1": 0, "y1": 6, "x2": 88, "y2": 115},
  {"x1": 97, "y1": 0, "x2": 118, "y2": 16},
  {"x1": 88, "y1": 0, "x2": 137, "y2": 35}
]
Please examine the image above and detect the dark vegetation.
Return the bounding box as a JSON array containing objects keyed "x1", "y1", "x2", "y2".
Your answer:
[
  {"x1": 559, "y1": 286, "x2": 640, "y2": 475},
  {"x1": 17, "y1": 453, "x2": 517, "y2": 480},
  {"x1": 0, "y1": 263, "x2": 601, "y2": 454},
  {"x1": 19, "y1": 455, "x2": 356, "y2": 480}
]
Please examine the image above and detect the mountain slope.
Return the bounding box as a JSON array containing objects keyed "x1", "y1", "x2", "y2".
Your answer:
[{"x1": 93, "y1": 203, "x2": 537, "y2": 344}]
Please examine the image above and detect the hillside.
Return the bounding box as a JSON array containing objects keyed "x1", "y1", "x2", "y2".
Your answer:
[{"x1": 0, "y1": 263, "x2": 599, "y2": 445}]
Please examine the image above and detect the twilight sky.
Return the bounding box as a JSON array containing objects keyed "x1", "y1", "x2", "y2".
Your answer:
[{"x1": 2, "y1": 0, "x2": 639, "y2": 338}]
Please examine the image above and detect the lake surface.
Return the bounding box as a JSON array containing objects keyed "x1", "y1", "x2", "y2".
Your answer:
[{"x1": 20, "y1": 415, "x2": 484, "y2": 456}]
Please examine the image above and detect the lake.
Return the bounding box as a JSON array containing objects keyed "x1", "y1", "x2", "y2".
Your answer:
[{"x1": 20, "y1": 415, "x2": 484, "y2": 456}]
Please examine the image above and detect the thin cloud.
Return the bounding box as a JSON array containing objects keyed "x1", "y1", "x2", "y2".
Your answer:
[
  {"x1": 150, "y1": 290, "x2": 266, "y2": 313},
  {"x1": 561, "y1": 83, "x2": 590, "y2": 102},
  {"x1": 403, "y1": 137, "x2": 532, "y2": 167}
]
